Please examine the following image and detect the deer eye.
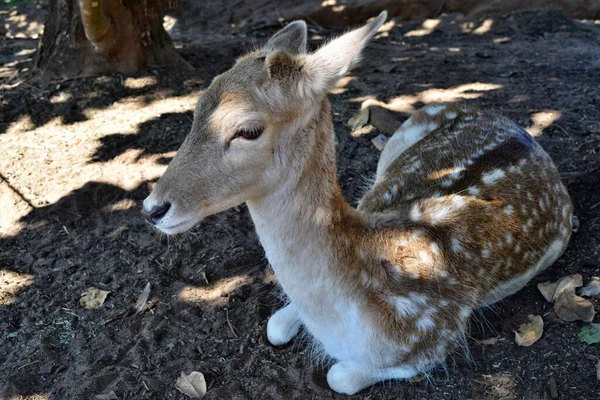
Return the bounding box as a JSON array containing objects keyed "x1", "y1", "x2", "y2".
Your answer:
[{"x1": 235, "y1": 127, "x2": 264, "y2": 140}]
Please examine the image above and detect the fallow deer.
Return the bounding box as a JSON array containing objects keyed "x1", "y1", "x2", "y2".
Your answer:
[{"x1": 143, "y1": 12, "x2": 573, "y2": 395}]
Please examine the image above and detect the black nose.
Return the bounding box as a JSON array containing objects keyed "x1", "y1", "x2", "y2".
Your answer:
[{"x1": 145, "y1": 203, "x2": 171, "y2": 224}]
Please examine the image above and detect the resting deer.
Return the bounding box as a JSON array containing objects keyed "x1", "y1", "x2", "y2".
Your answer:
[{"x1": 143, "y1": 11, "x2": 574, "y2": 395}]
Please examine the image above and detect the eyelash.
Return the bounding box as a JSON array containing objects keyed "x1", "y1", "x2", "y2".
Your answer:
[{"x1": 234, "y1": 127, "x2": 264, "y2": 140}]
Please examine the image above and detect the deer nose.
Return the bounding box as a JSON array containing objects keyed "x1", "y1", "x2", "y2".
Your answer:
[{"x1": 144, "y1": 202, "x2": 171, "y2": 224}]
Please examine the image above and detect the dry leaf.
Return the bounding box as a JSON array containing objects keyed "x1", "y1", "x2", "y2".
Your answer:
[
  {"x1": 371, "y1": 134, "x2": 389, "y2": 151},
  {"x1": 175, "y1": 371, "x2": 207, "y2": 399},
  {"x1": 537, "y1": 274, "x2": 583, "y2": 303},
  {"x1": 80, "y1": 287, "x2": 110, "y2": 309},
  {"x1": 580, "y1": 277, "x2": 600, "y2": 298},
  {"x1": 475, "y1": 336, "x2": 499, "y2": 346},
  {"x1": 134, "y1": 282, "x2": 151, "y2": 314},
  {"x1": 554, "y1": 289, "x2": 595, "y2": 322},
  {"x1": 515, "y1": 314, "x2": 543, "y2": 346}
]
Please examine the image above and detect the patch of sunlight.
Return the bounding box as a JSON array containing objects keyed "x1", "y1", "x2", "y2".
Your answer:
[
  {"x1": 376, "y1": 20, "x2": 396, "y2": 38},
  {"x1": 493, "y1": 37, "x2": 510, "y2": 44},
  {"x1": 448, "y1": 47, "x2": 461, "y2": 52},
  {"x1": 179, "y1": 276, "x2": 251, "y2": 306},
  {"x1": 473, "y1": 19, "x2": 494, "y2": 35},
  {"x1": 163, "y1": 15, "x2": 177, "y2": 32},
  {"x1": 356, "y1": 82, "x2": 503, "y2": 114},
  {"x1": 124, "y1": 76, "x2": 158, "y2": 90},
  {"x1": 50, "y1": 92, "x2": 73, "y2": 104},
  {"x1": 101, "y1": 198, "x2": 137, "y2": 213},
  {"x1": 0, "y1": 270, "x2": 34, "y2": 306},
  {"x1": 378, "y1": 20, "x2": 396, "y2": 33},
  {"x1": 321, "y1": 0, "x2": 336, "y2": 6},
  {"x1": 15, "y1": 48, "x2": 36, "y2": 57},
  {"x1": 527, "y1": 110, "x2": 561, "y2": 137},
  {"x1": 405, "y1": 19, "x2": 440, "y2": 37}
]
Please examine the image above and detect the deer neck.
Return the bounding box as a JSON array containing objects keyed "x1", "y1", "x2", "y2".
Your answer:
[{"x1": 246, "y1": 99, "x2": 360, "y2": 296}]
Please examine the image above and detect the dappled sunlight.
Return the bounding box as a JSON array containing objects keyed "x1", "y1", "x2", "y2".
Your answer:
[
  {"x1": 0, "y1": 88, "x2": 200, "y2": 236},
  {"x1": 527, "y1": 110, "x2": 562, "y2": 137},
  {"x1": 354, "y1": 82, "x2": 504, "y2": 114},
  {"x1": 178, "y1": 275, "x2": 252, "y2": 306},
  {"x1": 123, "y1": 76, "x2": 158, "y2": 89},
  {"x1": 101, "y1": 198, "x2": 137, "y2": 213},
  {"x1": 472, "y1": 19, "x2": 494, "y2": 34},
  {"x1": 0, "y1": 270, "x2": 34, "y2": 306},
  {"x1": 404, "y1": 19, "x2": 440, "y2": 37},
  {"x1": 49, "y1": 92, "x2": 73, "y2": 104}
]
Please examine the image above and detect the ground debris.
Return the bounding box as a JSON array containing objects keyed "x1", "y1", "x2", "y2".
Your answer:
[
  {"x1": 515, "y1": 315, "x2": 544, "y2": 346},
  {"x1": 80, "y1": 287, "x2": 110, "y2": 309},
  {"x1": 578, "y1": 324, "x2": 600, "y2": 345},
  {"x1": 537, "y1": 274, "x2": 595, "y2": 322},
  {"x1": 475, "y1": 336, "x2": 499, "y2": 346},
  {"x1": 175, "y1": 371, "x2": 207, "y2": 399},
  {"x1": 580, "y1": 277, "x2": 600, "y2": 298}
]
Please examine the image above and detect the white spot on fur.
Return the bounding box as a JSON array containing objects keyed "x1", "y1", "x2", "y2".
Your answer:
[
  {"x1": 468, "y1": 186, "x2": 480, "y2": 196},
  {"x1": 506, "y1": 233, "x2": 513, "y2": 245},
  {"x1": 430, "y1": 243, "x2": 440, "y2": 255},
  {"x1": 482, "y1": 169, "x2": 506, "y2": 185},
  {"x1": 439, "y1": 299, "x2": 450, "y2": 307},
  {"x1": 451, "y1": 238, "x2": 462, "y2": 253},
  {"x1": 409, "y1": 292, "x2": 429, "y2": 305},
  {"x1": 514, "y1": 243, "x2": 521, "y2": 253},
  {"x1": 410, "y1": 204, "x2": 422, "y2": 221},
  {"x1": 439, "y1": 179, "x2": 453, "y2": 187},
  {"x1": 504, "y1": 205, "x2": 514, "y2": 215},
  {"x1": 481, "y1": 248, "x2": 491, "y2": 258},
  {"x1": 459, "y1": 306, "x2": 471, "y2": 320},
  {"x1": 392, "y1": 296, "x2": 418, "y2": 317},
  {"x1": 445, "y1": 112, "x2": 457, "y2": 119},
  {"x1": 416, "y1": 315, "x2": 436, "y2": 330}
]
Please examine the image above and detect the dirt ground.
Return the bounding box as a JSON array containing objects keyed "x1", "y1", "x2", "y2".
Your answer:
[{"x1": 2, "y1": 6, "x2": 600, "y2": 400}]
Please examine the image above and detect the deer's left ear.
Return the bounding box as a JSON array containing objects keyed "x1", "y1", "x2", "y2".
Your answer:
[
  {"x1": 265, "y1": 21, "x2": 308, "y2": 55},
  {"x1": 304, "y1": 11, "x2": 387, "y2": 93}
]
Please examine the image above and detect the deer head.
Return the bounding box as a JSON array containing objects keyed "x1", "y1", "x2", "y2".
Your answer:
[{"x1": 143, "y1": 12, "x2": 387, "y2": 234}]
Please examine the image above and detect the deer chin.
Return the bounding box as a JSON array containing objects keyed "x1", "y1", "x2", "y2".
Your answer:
[{"x1": 155, "y1": 213, "x2": 202, "y2": 235}]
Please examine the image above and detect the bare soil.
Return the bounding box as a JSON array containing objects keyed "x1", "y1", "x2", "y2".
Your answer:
[{"x1": 2, "y1": 7, "x2": 600, "y2": 400}]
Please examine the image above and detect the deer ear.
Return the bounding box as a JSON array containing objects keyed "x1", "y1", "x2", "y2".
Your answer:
[
  {"x1": 265, "y1": 20, "x2": 308, "y2": 55},
  {"x1": 304, "y1": 11, "x2": 387, "y2": 93}
]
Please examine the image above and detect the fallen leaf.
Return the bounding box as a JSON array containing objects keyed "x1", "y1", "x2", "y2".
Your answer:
[
  {"x1": 578, "y1": 323, "x2": 600, "y2": 345},
  {"x1": 475, "y1": 336, "x2": 499, "y2": 346},
  {"x1": 371, "y1": 134, "x2": 389, "y2": 151},
  {"x1": 134, "y1": 282, "x2": 151, "y2": 314},
  {"x1": 348, "y1": 108, "x2": 370, "y2": 131},
  {"x1": 515, "y1": 314, "x2": 544, "y2": 346},
  {"x1": 554, "y1": 289, "x2": 595, "y2": 322},
  {"x1": 537, "y1": 274, "x2": 583, "y2": 303},
  {"x1": 80, "y1": 287, "x2": 110, "y2": 309},
  {"x1": 93, "y1": 392, "x2": 118, "y2": 400},
  {"x1": 175, "y1": 371, "x2": 207, "y2": 399},
  {"x1": 580, "y1": 277, "x2": 600, "y2": 298}
]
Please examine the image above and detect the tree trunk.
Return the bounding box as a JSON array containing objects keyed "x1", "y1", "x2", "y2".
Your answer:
[{"x1": 33, "y1": 0, "x2": 190, "y2": 79}]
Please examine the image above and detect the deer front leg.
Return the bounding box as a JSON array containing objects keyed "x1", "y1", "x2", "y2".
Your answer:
[
  {"x1": 267, "y1": 303, "x2": 302, "y2": 346},
  {"x1": 327, "y1": 361, "x2": 418, "y2": 395}
]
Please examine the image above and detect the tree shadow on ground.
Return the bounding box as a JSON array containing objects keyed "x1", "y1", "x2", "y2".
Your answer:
[
  {"x1": 89, "y1": 111, "x2": 194, "y2": 164},
  {"x1": 2, "y1": 8, "x2": 600, "y2": 400}
]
